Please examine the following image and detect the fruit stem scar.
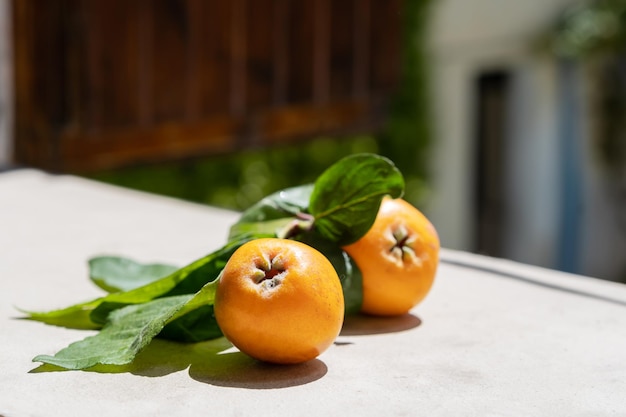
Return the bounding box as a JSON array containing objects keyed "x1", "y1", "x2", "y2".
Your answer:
[
  {"x1": 254, "y1": 254, "x2": 286, "y2": 287},
  {"x1": 262, "y1": 268, "x2": 282, "y2": 281},
  {"x1": 392, "y1": 235, "x2": 410, "y2": 250},
  {"x1": 389, "y1": 225, "x2": 417, "y2": 262},
  {"x1": 296, "y1": 212, "x2": 314, "y2": 222},
  {"x1": 390, "y1": 225, "x2": 410, "y2": 251},
  {"x1": 276, "y1": 217, "x2": 314, "y2": 240}
]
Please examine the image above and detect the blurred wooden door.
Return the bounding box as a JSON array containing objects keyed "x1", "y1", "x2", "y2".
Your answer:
[{"x1": 12, "y1": 0, "x2": 401, "y2": 172}]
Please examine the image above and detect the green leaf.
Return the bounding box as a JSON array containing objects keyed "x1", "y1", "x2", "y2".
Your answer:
[
  {"x1": 228, "y1": 218, "x2": 294, "y2": 242},
  {"x1": 20, "y1": 299, "x2": 103, "y2": 330},
  {"x1": 228, "y1": 184, "x2": 314, "y2": 242},
  {"x1": 309, "y1": 153, "x2": 404, "y2": 245},
  {"x1": 88, "y1": 238, "x2": 247, "y2": 324},
  {"x1": 336, "y1": 251, "x2": 363, "y2": 316},
  {"x1": 32, "y1": 295, "x2": 193, "y2": 370},
  {"x1": 159, "y1": 305, "x2": 222, "y2": 343},
  {"x1": 157, "y1": 277, "x2": 223, "y2": 342},
  {"x1": 89, "y1": 256, "x2": 179, "y2": 293},
  {"x1": 25, "y1": 237, "x2": 249, "y2": 329},
  {"x1": 32, "y1": 279, "x2": 220, "y2": 370},
  {"x1": 298, "y1": 233, "x2": 363, "y2": 315},
  {"x1": 236, "y1": 184, "x2": 313, "y2": 223}
]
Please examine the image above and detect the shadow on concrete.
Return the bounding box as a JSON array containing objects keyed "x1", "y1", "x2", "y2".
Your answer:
[
  {"x1": 30, "y1": 337, "x2": 327, "y2": 389},
  {"x1": 188, "y1": 350, "x2": 327, "y2": 389},
  {"x1": 340, "y1": 313, "x2": 421, "y2": 336}
]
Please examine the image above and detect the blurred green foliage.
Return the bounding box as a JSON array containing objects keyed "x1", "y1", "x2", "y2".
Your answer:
[
  {"x1": 90, "y1": 0, "x2": 433, "y2": 211},
  {"x1": 546, "y1": 0, "x2": 626, "y2": 282},
  {"x1": 547, "y1": 0, "x2": 626, "y2": 58},
  {"x1": 378, "y1": 0, "x2": 433, "y2": 206},
  {"x1": 92, "y1": 135, "x2": 380, "y2": 210},
  {"x1": 546, "y1": 0, "x2": 626, "y2": 174}
]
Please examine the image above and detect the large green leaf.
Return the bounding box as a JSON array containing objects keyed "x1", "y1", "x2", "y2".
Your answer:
[
  {"x1": 89, "y1": 238, "x2": 246, "y2": 324},
  {"x1": 160, "y1": 277, "x2": 223, "y2": 343},
  {"x1": 21, "y1": 299, "x2": 103, "y2": 330},
  {"x1": 336, "y1": 252, "x2": 363, "y2": 316},
  {"x1": 227, "y1": 219, "x2": 293, "y2": 243},
  {"x1": 236, "y1": 184, "x2": 313, "y2": 223},
  {"x1": 228, "y1": 185, "x2": 314, "y2": 242},
  {"x1": 33, "y1": 280, "x2": 220, "y2": 370},
  {"x1": 32, "y1": 295, "x2": 193, "y2": 370},
  {"x1": 298, "y1": 232, "x2": 363, "y2": 315},
  {"x1": 25, "y1": 238, "x2": 248, "y2": 329},
  {"x1": 309, "y1": 153, "x2": 404, "y2": 245},
  {"x1": 159, "y1": 305, "x2": 222, "y2": 342},
  {"x1": 89, "y1": 256, "x2": 179, "y2": 293}
]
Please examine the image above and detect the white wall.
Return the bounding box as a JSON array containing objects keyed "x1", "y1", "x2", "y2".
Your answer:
[
  {"x1": 579, "y1": 149, "x2": 626, "y2": 280},
  {"x1": 425, "y1": 0, "x2": 626, "y2": 281},
  {"x1": 428, "y1": 0, "x2": 578, "y2": 53},
  {"x1": 578, "y1": 71, "x2": 626, "y2": 280},
  {"x1": 0, "y1": 0, "x2": 12, "y2": 168},
  {"x1": 503, "y1": 60, "x2": 562, "y2": 268},
  {"x1": 426, "y1": 59, "x2": 476, "y2": 250},
  {"x1": 424, "y1": 0, "x2": 578, "y2": 268}
]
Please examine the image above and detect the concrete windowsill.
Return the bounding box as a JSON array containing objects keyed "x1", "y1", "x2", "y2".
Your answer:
[{"x1": 1, "y1": 169, "x2": 625, "y2": 416}]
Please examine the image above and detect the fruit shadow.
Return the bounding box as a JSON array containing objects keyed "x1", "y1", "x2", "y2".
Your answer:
[
  {"x1": 29, "y1": 337, "x2": 327, "y2": 389},
  {"x1": 340, "y1": 313, "x2": 422, "y2": 336}
]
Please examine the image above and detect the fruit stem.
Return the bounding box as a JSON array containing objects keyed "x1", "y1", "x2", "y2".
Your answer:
[{"x1": 276, "y1": 217, "x2": 314, "y2": 240}]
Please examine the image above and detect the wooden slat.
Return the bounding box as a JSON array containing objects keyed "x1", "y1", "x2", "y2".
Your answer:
[
  {"x1": 185, "y1": 0, "x2": 202, "y2": 121},
  {"x1": 137, "y1": 0, "x2": 153, "y2": 127},
  {"x1": 102, "y1": 1, "x2": 143, "y2": 129},
  {"x1": 64, "y1": 0, "x2": 84, "y2": 134},
  {"x1": 370, "y1": 0, "x2": 401, "y2": 92},
  {"x1": 329, "y1": 0, "x2": 355, "y2": 100},
  {"x1": 151, "y1": 0, "x2": 187, "y2": 122},
  {"x1": 59, "y1": 116, "x2": 241, "y2": 171},
  {"x1": 13, "y1": 0, "x2": 65, "y2": 168},
  {"x1": 42, "y1": 0, "x2": 66, "y2": 130},
  {"x1": 353, "y1": 0, "x2": 370, "y2": 98},
  {"x1": 272, "y1": 0, "x2": 289, "y2": 106},
  {"x1": 57, "y1": 95, "x2": 388, "y2": 172},
  {"x1": 198, "y1": 0, "x2": 231, "y2": 117},
  {"x1": 313, "y1": 0, "x2": 330, "y2": 104},
  {"x1": 246, "y1": 0, "x2": 273, "y2": 111},
  {"x1": 85, "y1": 0, "x2": 103, "y2": 132},
  {"x1": 287, "y1": 1, "x2": 313, "y2": 103},
  {"x1": 12, "y1": 0, "x2": 403, "y2": 173},
  {"x1": 12, "y1": 0, "x2": 35, "y2": 164},
  {"x1": 258, "y1": 100, "x2": 383, "y2": 145},
  {"x1": 230, "y1": 0, "x2": 246, "y2": 117}
]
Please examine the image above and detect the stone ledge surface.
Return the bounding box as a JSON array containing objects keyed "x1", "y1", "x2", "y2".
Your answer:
[{"x1": 1, "y1": 169, "x2": 625, "y2": 416}]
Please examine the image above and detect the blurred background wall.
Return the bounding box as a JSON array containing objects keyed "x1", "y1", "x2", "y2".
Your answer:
[
  {"x1": 425, "y1": 0, "x2": 626, "y2": 282},
  {"x1": 426, "y1": 0, "x2": 576, "y2": 266}
]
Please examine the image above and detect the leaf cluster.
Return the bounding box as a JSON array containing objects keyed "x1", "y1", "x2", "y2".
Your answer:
[{"x1": 24, "y1": 153, "x2": 404, "y2": 370}]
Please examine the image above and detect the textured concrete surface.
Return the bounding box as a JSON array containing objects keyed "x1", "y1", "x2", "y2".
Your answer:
[{"x1": 1, "y1": 169, "x2": 625, "y2": 416}]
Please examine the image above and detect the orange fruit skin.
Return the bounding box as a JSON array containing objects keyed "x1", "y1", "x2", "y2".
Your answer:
[
  {"x1": 343, "y1": 197, "x2": 440, "y2": 316},
  {"x1": 214, "y1": 238, "x2": 344, "y2": 364}
]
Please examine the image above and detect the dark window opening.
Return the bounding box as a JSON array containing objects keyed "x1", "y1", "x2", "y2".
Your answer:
[{"x1": 474, "y1": 70, "x2": 510, "y2": 257}]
